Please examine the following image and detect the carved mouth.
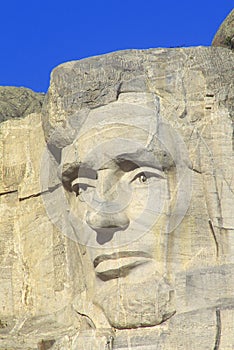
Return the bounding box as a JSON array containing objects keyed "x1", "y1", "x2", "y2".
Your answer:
[
  {"x1": 93, "y1": 251, "x2": 152, "y2": 281},
  {"x1": 93, "y1": 251, "x2": 152, "y2": 267}
]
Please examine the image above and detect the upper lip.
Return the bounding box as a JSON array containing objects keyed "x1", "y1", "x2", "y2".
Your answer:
[{"x1": 93, "y1": 251, "x2": 152, "y2": 268}]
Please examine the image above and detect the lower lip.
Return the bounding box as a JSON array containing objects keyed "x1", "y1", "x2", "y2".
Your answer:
[{"x1": 94, "y1": 257, "x2": 151, "y2": 280}]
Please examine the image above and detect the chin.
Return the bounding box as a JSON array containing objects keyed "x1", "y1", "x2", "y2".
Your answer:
[{"x1": 93, "y1": 271, "x2": 176, "y2": 329}]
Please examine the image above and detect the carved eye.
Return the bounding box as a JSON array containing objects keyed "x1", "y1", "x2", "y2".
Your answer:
[
  {"x1": 138, "y1": 173, "x2": 148, "y2": 184},
  {"x1": 72, "y1": 183, "x2": 88, "y2": 196},
  {"x1": 72, "y1": 183, "x2": 79, "y2": 196},
  {"x1": 125, "y1": 167, "x2": 165, "y2": 186},
  {"x1": 71, "y1": 178, "x2": 96, "y2": 196}
]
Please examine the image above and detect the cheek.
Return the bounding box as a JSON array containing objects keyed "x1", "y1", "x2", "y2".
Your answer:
[
  {"x1": 66, "y1": 192, "x2": 87, "y2": 220},
  {"x1": 126, "y1": 182, "x2": 168, "y2": 222}
]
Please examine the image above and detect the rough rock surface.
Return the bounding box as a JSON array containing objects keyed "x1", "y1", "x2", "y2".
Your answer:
[
  {"x1": 212, "y1": 9, "x2": 234, "y2": 49},
  {"x1": 0, "y1": 86, "x2": 44, "y2": 123},
  {"x1": 0, "y1": 47, "x2": 234, "y2": 349}
]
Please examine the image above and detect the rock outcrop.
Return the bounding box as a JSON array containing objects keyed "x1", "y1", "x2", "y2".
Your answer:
[
  {"x1": 212, "y1": 9, "x2": 234, "y2": 49},
  {"x1": 0, "y1": 86, "x2": 44, "y2": 123},
  {"x1": 0, "y1": 44, "x2": 233, "y2": 350}
]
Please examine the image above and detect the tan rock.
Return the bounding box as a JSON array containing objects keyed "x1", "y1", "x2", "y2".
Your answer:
[{"x1": 0, "y1": 47, "x2": 234, "y2": 349}]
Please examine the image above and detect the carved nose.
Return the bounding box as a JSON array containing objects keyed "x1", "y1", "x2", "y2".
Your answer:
[
  {"x1": 86, "y1": 211, "x2": 129, "y2": 230},
  {"x1": 86, "y1": 210, "x2": 130, "y2": 245}
]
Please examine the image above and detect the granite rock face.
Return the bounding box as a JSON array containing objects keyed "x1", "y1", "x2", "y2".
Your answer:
[
  {"x1": 212, "y1": 9, "x2": 234, "y2": 49},
  {"x1": 0, "y1": 47, "x2": 234, "y2": 349},
  {"x1": 0, "y1": 86, "x2": 44, "y2": 123}
]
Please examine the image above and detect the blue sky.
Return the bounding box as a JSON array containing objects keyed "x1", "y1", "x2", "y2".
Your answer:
[{"x1": 0, "y1": 1, "x2": 233, "y2": 92}]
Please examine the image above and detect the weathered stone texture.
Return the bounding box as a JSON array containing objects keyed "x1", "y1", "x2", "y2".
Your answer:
[
  {"x1": 0, "y1": 47, "x2": 234, "y2": 349},
  {"x1": 0, "y1": 86, "x2": 44, "y2": 123},
  {"x1": 212, "y1": 9, "x2": 234, "y2": 49},
  {"x1": 0, "y1": 113, "x2": 82, "y2": 348}
]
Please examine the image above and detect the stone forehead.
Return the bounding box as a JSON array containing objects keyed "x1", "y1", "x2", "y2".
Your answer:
[
  {"x1": 62, "y1": 125, "x2": 163, "y2": 166},
  {"x1": 61, "y1": 91, "x2": 188, "y2": 169},
  {"x1": 75, "y1": 92, "x2": 161, "y2": 137},
  {"x1": 43, "y1": 48, "x2": 234, "y2": 146},
  {"x1": 84, "y1": 107, "x2": 156, "y2": 132},
  {"x1": 61, "y1": 118, "x2": 178, "y2": 175}
]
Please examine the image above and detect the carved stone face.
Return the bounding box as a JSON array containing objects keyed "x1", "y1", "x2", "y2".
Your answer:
[{"x1": 61, "y1": 95, "x2": 184, "y2": 329}]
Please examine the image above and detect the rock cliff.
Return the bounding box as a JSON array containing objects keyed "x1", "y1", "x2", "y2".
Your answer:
[{"x1": 0, "y1": 13, "x2": 234, "y2": 350}]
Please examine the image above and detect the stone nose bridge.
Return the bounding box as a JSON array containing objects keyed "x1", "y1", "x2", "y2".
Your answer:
[
  {"x1": 86, "y1": 167, "x2": 130, "y2": 244},
  {"x1": 95, "y1": 167, "x2": 121, "y2": 202}
]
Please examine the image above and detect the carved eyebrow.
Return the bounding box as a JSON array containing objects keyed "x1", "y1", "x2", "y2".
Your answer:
[
  {"x1": 116, "y1": 149, "x2": 174, "y2": 171},
  {"x1": 71, "y1": 177, "x2": 96, "y2": 188},
  {"x1": 116, "y1": 158, "x2": 165, "y2": 173},
  {"x1": 77, "y1": 167, "x2": 97, "y2": 179},
  {"x1": 61, "y1": 164, "x2": 97, "y2": 191}
]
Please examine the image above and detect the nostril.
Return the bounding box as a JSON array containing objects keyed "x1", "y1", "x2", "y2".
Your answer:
[{"x1": 95, "y1": 227, "x2": 126, "y2": 245}]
